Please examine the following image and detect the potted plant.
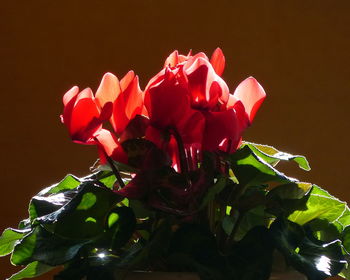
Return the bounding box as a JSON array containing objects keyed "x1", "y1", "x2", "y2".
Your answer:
[{"x1": 1, "y1": 48, "x2": 349, "y2": 280}]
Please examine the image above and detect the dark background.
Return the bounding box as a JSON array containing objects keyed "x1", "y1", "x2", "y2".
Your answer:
[{"x1": 1, "y1": 1, "x2": 349, "y2": 279}]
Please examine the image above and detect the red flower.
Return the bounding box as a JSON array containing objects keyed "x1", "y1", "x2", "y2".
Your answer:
[
  {"x1": 202, "y1": 76, "x2": 266, "y2": 153},
  {"x1": 94, "y1": 71, "x2": 145, "y2": 163},
  {"x1": 61, "y1": 49, "x2": 266, "y2": 172},
  {"x1": 95, "y1": 71, "x2": 146, "y2": 136},
  {"x1": 61, "y1": 72, "x2": 144, "y2": 164},
  {"x1": 61, "y1": 86, "x2": 113, "y2": 144},
  {"x1": 144, "y1": 48, "x2": 266, "y2": 158}
]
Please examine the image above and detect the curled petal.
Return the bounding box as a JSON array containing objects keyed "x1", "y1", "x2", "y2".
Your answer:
[
  {"x1": 233, "y1": 77, "x2": 266, "y2": 123},
  {"x1": 185, "y1": 57, "x2": 229, "y2": 109},
  {"x1": 184, "y1": 52, "x2": 209, "y2": 68}
]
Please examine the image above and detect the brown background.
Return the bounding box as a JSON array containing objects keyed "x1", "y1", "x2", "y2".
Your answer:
[{"x1": 1, "y1": 0, "x2": 350, "y2": 279}]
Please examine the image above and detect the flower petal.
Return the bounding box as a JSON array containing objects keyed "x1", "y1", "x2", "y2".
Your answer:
[
  {"x1": 68, "y1": 88, "x2": 102, "y2": 142},
  {"x1": 95, "y1": 72, "x2": 121, "y2": 108},
  {"x1": 164, "y1": 50, "x2": 179, "y2": 67},
  {"x1": 144, "y1": 69, "x2": 190, "y2": 129},
  {"x1": 233, "y1": 77, "x2": 266, "y2": 123},
  {"x1": 63, "y1": 86, "x2": 79, "y2": 106},
  {"x1": 202, "y1": 110, "x2": 241, "y2": 152},
  {"x1": 185, "y1": 57, "x2": 229, "y2": 109},
  {"x1": 95, "y1": 129, "x2": 127, "y2": 164},
  {"x1": 112, "y1": 73, "x2": 144, "y2": 134},
  {"x1": 210, "y1": 48, "x2": 225, "y2": 76}
]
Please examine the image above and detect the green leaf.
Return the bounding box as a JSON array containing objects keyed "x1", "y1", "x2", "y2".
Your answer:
[
  {"x1": 222, "y1": 213, "x2": 238, "y2": 236},
  {"x1": 76, "y1": 192, "x2": 97, "y2": 210},
  {"x1": 235, "y1": 185, "x2": 267, "y2": 212},
  {"x1": 0, "y1": 228, "x2": 28, "y2": 257},
  {"x1": 235, "y1": 206, "x2": 273, "y2": 241},
  {"x1": 337, "y1": 205, "x2": 350, "y2": 231},
  {"x1": 305, "y1": 219, "x2": 341, "y2": 243},
  {"x1": 98, "y1": 173, "x2": 116, "y2": 190},
  {"x1": 7, "y1": 261, "x2": 53, "y2": 280},
  {"x1": 266, "y1": 182, "x2": 312, "y2": 217},
  {"x1": 270, "y1": 219, "x2": 346, "y2": 280},
  {"x1": 200, "y1": 177, "x2": 227, "y2": 209},
  {"x1": 268, "y1": 182, "x2": 312, "y2": 200},
  {"x1": 11, "y1": 225, "x2": 90, "y2": 266},
  {"x1": 37, "y1": 174, "x2": 81, "y2": 196},
  {"x1": 37, "y1": 182, "x2": 122, "y2": 239},
  {"x1": 288, "y1": 185, "x2": 347, "y2": 226},
  {"x1": 103, "y1": 206, "x2": 136, "y2": 250},
  {"x1": 18, "y1": 219, "x2": 31, "y2": 230},
  {"x1": 29, "y1": 188, "x2": 79, "y2": 221},
  {"x1": 343, "y1": 226, "x2": 350, "y2": 253},
  {"x1": 227, "y1": 145, "x2": 295, "y2": 187},
  {"x1": 28, "y1": 175, "x2": 81, "y2": 222},
  {"x1": 11, "y1": 230, "x2": 37, "y2": 265},
  {"x1": 339, "y1": 255, "x2": 350, "y2": 279},
  {"x1": 243, "y1": 142, "x2": 310, "y2": 171}
]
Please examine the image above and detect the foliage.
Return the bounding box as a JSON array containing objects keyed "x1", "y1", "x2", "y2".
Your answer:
[{"x1": 1, "y1": 142, "x2": 349, "y2": 280}]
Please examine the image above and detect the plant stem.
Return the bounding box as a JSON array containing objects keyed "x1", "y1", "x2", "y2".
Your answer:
[
  {"x1": 170, "y1": 127, "x2": 189, "y2": 174},
  {"x1": 94, "y1": 137, "x2": 125, "y2": 189},
  {"x1": 226, "y1": 211, "x2": 244, "y2": 249},
  {"x1": 106, "y1": 155, "x2": 125, "y2": 189}
]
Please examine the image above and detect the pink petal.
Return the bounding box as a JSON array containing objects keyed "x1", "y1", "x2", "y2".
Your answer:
[
  {"x1": 75, "y1": 87, "x2": 94, "y2": 103},
  {"x1": 95, "y1": 72, "x2": 121, "y2": 108},
  {"x1": 185, "y1": 57, "x2": 229, "y2": 108},
  {"x1": 61, "y1": 86, "x2": 79, "y2": 126},
  {"x1": 233, "y1": 77, "x2": 266, "y2": 123},
  {"x1": 63, "y1": 86, "x2": 79, "y2": 106},
  {"x1": 164, "y1": 50, "x2": 179, "y2": 67},
  {"x1": 120, "y1": 70, "x2": 135, "y2": 91}
]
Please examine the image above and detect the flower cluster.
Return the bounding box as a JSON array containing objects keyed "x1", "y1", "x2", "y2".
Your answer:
[
  {"x1": 61, "y1": 48, "x2": 266, "y2": 214},
  {"x1": 62, "y1": 48, "x2": 265, "y2": 168}
]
